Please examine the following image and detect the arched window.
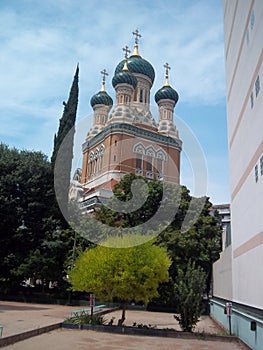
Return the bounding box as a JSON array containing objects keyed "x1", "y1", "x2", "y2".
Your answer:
[
  {"x1": 156, "y1": 149, "x2": 167, "y2": 179},
  {"x1": 100, "y1": 144, "x2": 105, "y2": 154},
  {"x1": 139, "y1": 89, "x2": 143, "y2": 103},
  {"x1": 93, "y1": 159, "x2": 97, "y2": 174},
  {"x1": 133, "y1": 143, "x2": 146, "y2": 155},
  {"x1": 156, "y1": 149, "x2": 167, "y2": 161},
  {"x1": 134, "y1": 88, "x2": 138, "y2": 101},
  {"x1": 89, "y1": 152, "x2": 94, "y2": 161},
  {"x1": 146, "y1": 146, "x2": 156, "y2": 158},
  {"x1": 99, "y1": 156, "x2": 103, "y2": 172},
  {"x1": 146, "y1": 155, "x2": 153, "y2": 178},
  {"x1": 134, "y1": 143, "x2": 145, "y2": 175},
  {"x1": 136, "y1": 153, "x2": 143, "y2": 171},
  {"x1": 87, "y1": 160, "x2": 92, "y2": 177},
  {"x1": 156, "y1": 158, "x2": 163, "y2": 177},
  {"x1": 95, "y1": 148, "x2": 99, "y2": 159}
]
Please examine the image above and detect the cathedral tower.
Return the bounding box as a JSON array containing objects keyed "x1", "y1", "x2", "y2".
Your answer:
[{"x1": 80, "y1": 31, "x2": 182, "y2": 212}]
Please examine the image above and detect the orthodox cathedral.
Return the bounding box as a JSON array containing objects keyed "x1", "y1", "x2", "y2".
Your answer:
[{"x1": 75, "y1": 31, "x2": 182, "y2": 212}]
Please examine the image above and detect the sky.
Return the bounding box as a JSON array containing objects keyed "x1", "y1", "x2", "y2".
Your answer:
[{"x1": 0, "y1": 0, "x2": 230, "y2": 205}]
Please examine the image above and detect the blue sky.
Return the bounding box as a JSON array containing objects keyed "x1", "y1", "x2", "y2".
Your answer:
[{"x1": 0, "y1": 0, "x2": 229, "y2": 205}]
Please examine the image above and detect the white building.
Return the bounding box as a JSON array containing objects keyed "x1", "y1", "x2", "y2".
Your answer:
[
  {"x1": 211, "y1": 1, "x2": 263, "y2": 349},
  {"x1": 210, "y1": 204, "x2": 231, "y2": 251}
]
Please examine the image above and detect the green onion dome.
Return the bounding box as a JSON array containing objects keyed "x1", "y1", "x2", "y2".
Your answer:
[
  {"x1": 90, "y1": 90, "x2": 113, "y2": 108},
  {"x1": 112, "y1": 70, "x2": 137, "y2": 89},
  {"x1": 154, "y1": 85, "x2": 179, "y2": 104},
  {"x1": 115, "y1": 55, "x2": 155, "y2": 84}
]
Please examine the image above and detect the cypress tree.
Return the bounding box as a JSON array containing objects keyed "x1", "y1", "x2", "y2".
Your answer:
[
  {"x1": 51, "y1": 65, "x2": 79, "y2": 219},
  {"x1": 51, "y1": 65, "x2": 79, "y2": 166}
]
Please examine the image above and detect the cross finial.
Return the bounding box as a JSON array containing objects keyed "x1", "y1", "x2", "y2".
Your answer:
[
  {"x1": 163, "y1": 63, "x2": 171, "y2": 86},
  {"x1": 132, "y1": 29, "x2": 141, "y2": 45},
  {"x1": 164, "y1": 62, "x2": 171, "y2": 76},
  {"x1": 122, "y1": 45, "x2": 130, "y2": 59},
  {"x1": 100, "y1": 69, "x2": 108, "y2": 92},
  {"x1": 122, "y1": 46, "x2": 130, "y2": 71},
  {"x1": 100, "y1": 69, "x2": 108, "y2": 83}
]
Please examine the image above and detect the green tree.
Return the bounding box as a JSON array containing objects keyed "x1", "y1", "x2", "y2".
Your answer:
[
  {"x1": 97, "y1": 174, "x2": 221, "y2": 296},
  {"x1": 52, "y1": 65, "x2": 79, "y2": 219},
  {"x1": 51, "y1": 65, "x2": 79, "y2": 166},
  {"x1": 0, "y1": 145, "x2": 53, "y2": 288},
  {"x1": 13, "y1": 226, "x2": 75, "y2": 293},
  {"x1": 158, "y1": 196, "x2": 222, "y2": 297},
  {"x1": 95, "y1": 173, "x2": 221, "y2": 308},
  {"x1": 68, "y1": 235, "x2": 171, "y2": 325},
  {"x1": 96, "y1": 173, "x2": 181, "y2": 233},
  {"x1": 173, "y1": 261, "x2": 206, "y2": 332},
  {"x1": 0, "y1": 144, "x2": 74, "y2": 294}
]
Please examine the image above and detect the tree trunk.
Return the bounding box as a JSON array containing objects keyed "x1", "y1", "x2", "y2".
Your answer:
[{"x1": 118, "y1": 302, "x2": 128, "y2": 326}]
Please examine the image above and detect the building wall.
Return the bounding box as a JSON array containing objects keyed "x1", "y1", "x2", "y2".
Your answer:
[
  {"x1": 81, "y1": 128, "x2": 180, "y2": 186},
  {"x1": 211, "y1": 1, "x2": 263, "y2": 348},
  {"x1": 210, "y1": 299, "x2": 263, "y2": 350},
  {"x1": 210, "y1": 204, "x2": 231, "y2": 250},
  {"x1": 223, "y1": 0, "x2": 263, "y2": 309},
  {"x1": 213, "y1": 245, "x2": 233, "y2": 300}
]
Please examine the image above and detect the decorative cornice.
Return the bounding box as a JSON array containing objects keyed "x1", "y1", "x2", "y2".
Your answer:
[{"x1": 82, "y1": 122, "x2": 182, "y2": 152}]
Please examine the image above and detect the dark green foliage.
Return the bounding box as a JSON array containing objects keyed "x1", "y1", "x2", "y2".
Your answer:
[
  {"x1": 0, "y1": 144, "x2": 76, "y2": 294},
  {"x1": 96, "y1": 173, "x2": 181, "y2": 232},
  {"x1": 96, "y1": 173, "x2": 159, "y2": 227},
  {"x1": 51, "y1": 66, "x2": 79, "y2": 218},
  {"x1": 173, "y1": 261, "x2": 206, "y2": 332},
  {"x1": 158, "y1": 197, "x2": 222, "y2": 296},
  {"x1": 51, "y1": 65, "x2": 79, "y2": 166},
  {"x1": 96, "y1": 173, "x2": 222, "y2": 305},
  {"x1": 0, "y1": 144, "x2": 53, "y2": 288}
]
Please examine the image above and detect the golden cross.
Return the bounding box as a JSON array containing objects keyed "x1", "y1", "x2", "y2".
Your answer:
[
  {"x1": 164, "y1": 63, "x2": 171, "y2": 86},
  {"x1": 164, "y1": 62, "x2": 171, "y2": 77},
  {"x1": 100, "y1": 69, "x2": 108, "y2": 83},
  {"x1": 132, "y1": 29, "x2": 142, "y2": 44},
  {"x1": 122, "y1": 45, "x2": 130, "y2": 59}
]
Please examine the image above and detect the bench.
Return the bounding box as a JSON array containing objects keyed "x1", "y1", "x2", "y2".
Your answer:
[{"x1": 71, "y1": 304, "x2": 106, "y2": 318}]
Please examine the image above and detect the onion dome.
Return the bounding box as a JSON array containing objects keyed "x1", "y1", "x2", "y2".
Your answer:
[
  {"x1": 115, "y1": 30, "x2": 155, "y2": 84},
  {"x1": 115, "y1": 56, "x2": 155, "y2": 84},
  {"x1": 90, "y1": 69, "x2": 113, "y2": 108},
  {"x1": 112, "y1": 46, "x2": 138, "y2": 89},
  {"x1": 155, "y1": 62, "x2": 179, "y2": 104},
  {"x1": 155, "y1": 85, "x2": 179, "y2": 104},
  {"x1": 90, "y1": 90, "x2": 113, "y2": 108},
  {"x1": 112, "y1": 69, "x2": 137, "y2": 89}
]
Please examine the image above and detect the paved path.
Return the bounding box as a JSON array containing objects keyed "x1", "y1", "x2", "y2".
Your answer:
[
  {"x1": 0, "y1": 301, "x2": 247, "y2": 349},
  {"x1": 2, "y1": 328, "x2": 246, "y2": 350},
  {"x1": 0, "y1": 301, "x2": 77, "y2": 337}
]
